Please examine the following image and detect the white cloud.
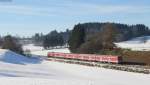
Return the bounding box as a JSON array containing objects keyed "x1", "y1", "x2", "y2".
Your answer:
[
  {"x1": 61, "y1": 2, "x2": 150, "y2": 15},
  {"x1": 0, "y1": 5, "x2": 57, "y2": 16},
  {"x1": 0, "y1": 2, "x2": 149, "y2": 16}
]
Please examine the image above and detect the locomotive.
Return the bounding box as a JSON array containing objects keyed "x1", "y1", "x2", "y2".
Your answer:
[{"x1": 48, "y1": 52, "x2": 122, "y2": 64}]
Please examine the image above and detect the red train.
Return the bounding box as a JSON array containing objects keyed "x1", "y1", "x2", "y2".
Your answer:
[{"x1": 48, "y1": 52, "x2": 121, "y2": 63}]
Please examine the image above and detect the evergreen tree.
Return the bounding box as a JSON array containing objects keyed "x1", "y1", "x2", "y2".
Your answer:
[
  {"x1": 68, "y1": 24, "x2": 85, "y2": 53},
  {"x1": 43, "y1": 35, "x2": 49, "y2": 49},
  {"x1": 43, "y1": 30, "x2": 64, "y2": 49},
  {"x1": 0, "y1": 36, "x2": 3, "y2": 46},
  {"x1": 33, "y1": 33, "x2": 44, "y2": 46}
]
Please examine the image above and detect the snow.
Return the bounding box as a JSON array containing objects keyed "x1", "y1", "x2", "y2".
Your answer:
[
  {"x1": 0, "y1": 46, "x2": 149, "y2": 85},
  {"x1": 116, "y1": 36, "x2": 150, "y2": 51},
  {"x1": 0, "y1": 49, "x2": 40, "y2": 65},
  {"x1": 23, "y1": 44, "x2": 70, "y2": 56},
  {"x1": 23, "y1": 36, "x2": 150, "y2": 53},
  {"x1": 23, "y1": 44, "x2": 44, "y2": 51},
  {"x1": 0, "y1": 58, "x2": 150, "y2": 85},
  {"x1": 31, "y1": 48, "x2": 70, "y2": 56}
]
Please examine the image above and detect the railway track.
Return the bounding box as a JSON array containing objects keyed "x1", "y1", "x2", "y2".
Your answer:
[{"x1": 47, "y1": 57, "x2": 150, "y2": 74}]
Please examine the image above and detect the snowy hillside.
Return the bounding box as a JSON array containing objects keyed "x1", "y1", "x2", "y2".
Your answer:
[
  {"x1": 0, "y1": 49, "x2": 40, "y2": 65},
  {"x1": 116, "y1": 36, "x2": 150, "y2": 51},
  {"x1": 0, "y1": 48, "x2": 150, "y2": 85}
]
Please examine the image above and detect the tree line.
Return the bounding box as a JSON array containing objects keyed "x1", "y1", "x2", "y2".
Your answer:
[
  {"x1": 68, "y1": 22, "x2": 150, "y2": 54},
  {"x1": 0, "y1": 29, "x2": 71, "y2": 55},
  {"x1": 1, "y1": 22, "x2": 149, "y2": 55},
  {"x1": 32, "y1": 29, "x2": 71, "y2": 49}
]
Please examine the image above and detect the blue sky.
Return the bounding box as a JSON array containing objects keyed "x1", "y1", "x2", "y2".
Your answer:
[{"x1": 0, "y1": 0, "x2": 150, "y2": 37}]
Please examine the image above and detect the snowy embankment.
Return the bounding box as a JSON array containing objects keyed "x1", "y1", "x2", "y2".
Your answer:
[
  {"x1": 0, "y1": 45, "x2": 149, "y2": 85},
  {"x1": 0, "y1": 49, "x2": 40, "y2": 65},
  {"x1": 115, "y1": 36, "x2": 150, "y2": 51},
  {"x1": 0, "y1": 49, "x2": 150, "y2": 85},
  {"x1": 0, "y1": 61, "x2": 150, "y2": 85}
]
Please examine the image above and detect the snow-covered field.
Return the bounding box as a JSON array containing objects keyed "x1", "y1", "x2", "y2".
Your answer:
[
  {"x1": 0, "y1": 42, "x2": 150, "y2": 85},
  {"x1": 0, "y1": 62, "x2": 150, "y2": 85},
  {"x1": 23, "y1": 44, "x2": 44, "y2": 51},
  {"x1": 23, "y1": 44, "x2": 70, "y2": 56},
  {"x1": 30, "y1": 48, "x2": 70, "y2": 56},
  {"x1": 116, "y1": 36, "x2": 150, "y2": 51},
  {"x1": 0, "y1": 49, "x2": 150, "y2": 85}
]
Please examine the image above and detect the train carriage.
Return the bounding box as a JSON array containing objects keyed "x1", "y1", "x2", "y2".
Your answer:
[{"x1": 48, "y1": 52, "x2": 121, "y2": 64}]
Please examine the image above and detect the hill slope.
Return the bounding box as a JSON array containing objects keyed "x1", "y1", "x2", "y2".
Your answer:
[
  {"x1": 116, "y1": 36, "x2": 150, "y2": 51},
  {"x1": 0, "y1": 49, "x2": 40, "y2": 64}
]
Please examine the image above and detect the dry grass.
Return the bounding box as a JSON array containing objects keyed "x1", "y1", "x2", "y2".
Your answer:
[{"x1": 121, "y1": 51, "x2": 150, "y2": 65}]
